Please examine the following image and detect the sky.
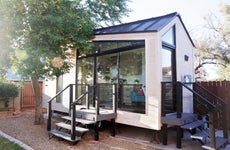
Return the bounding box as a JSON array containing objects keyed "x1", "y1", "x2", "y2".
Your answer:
[
  {"x1": 123, "y1": 0, "x2": 230, "y2": 37},
  {"x1": 123, "y1": 0, "x2": 230, "y2": 80}
]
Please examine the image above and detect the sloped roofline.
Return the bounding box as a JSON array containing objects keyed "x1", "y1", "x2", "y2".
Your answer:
[{"x1": 93, "y1": 12, "x2": 195, "y2": 47}]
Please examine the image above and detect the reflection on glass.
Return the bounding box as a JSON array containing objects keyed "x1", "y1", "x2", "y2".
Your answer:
[
  {"x1": 119, "y1": 48, "x2": 146, "y2": 114},
  {"x1": 97, "y1": 53, "x2": 118, "y2": 83},
  {"x1": 93, "y1": 41, "x2": 144, "y2": 52},
  {"x1": 162, "y1": 48, "x2": 172, "y2": 81},
  {"x1": 161, "y1": 47, "x2": 176, "y2": 113},
  {"x1": 77, "y1": 58, "x2": 94, "y2": 85},
  {"x1": 162, "y1": 26, "x2": 175, "y2": 46}
]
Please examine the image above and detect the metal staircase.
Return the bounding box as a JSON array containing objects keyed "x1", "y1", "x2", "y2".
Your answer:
[
  {"x1": 46, "y1": 84, "x2": 117, "y2": 144},
  {"x1": 161, "y1": 82, "x2": 228, "y2": 149}
]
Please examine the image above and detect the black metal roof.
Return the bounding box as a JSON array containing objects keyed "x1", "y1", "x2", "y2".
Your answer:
[
  {"x1": 93, "y1": 12, "x2": 195, "y2": 47},
  {"x1": 94, "y1": 12, "x2": 179, "y2": 35}
]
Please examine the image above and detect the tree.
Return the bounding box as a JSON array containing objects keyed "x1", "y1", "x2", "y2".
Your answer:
[
  {"x1": 194, "y1": 4, "x2": 230, "y2": 80},
  {"x1": 0, "y1": 2, "x2": 14, "y2": 80},
  {"x1": 1, "y1": 0, "x2": 131, "y2": 124}
]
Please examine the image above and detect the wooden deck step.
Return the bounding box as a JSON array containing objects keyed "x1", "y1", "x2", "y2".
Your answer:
[
  {"x1": 181, "y1": 120, "x2": 205, "y2": 130},
  {"x1": 48, "y1": 130, "x2": 81, "y2": 143},
  {"x1": 62, "y1": 116, "x2": 96, "y2": 125},
  {"x1": 191, "y1": 128, "x2": 210, "y2": 142},
  {"x1": 202, "y1": 137, "x2": 228, "y2": 150},
  {"x1": 56, "y1": 122, "x2": 89, "y2": 133}
]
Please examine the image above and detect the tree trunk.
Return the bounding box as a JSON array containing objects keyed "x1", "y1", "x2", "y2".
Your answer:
[{"x1": 31, "y1": 77, "x2": 44, "y2": 125}]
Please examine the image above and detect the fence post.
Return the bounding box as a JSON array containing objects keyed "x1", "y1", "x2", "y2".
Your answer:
[
  {"x1": 209, "y1": 111, "x2": 216, "y2": 149},
  {"x1": 222, "y1": 104, "x2": 228, "y2": 139}
]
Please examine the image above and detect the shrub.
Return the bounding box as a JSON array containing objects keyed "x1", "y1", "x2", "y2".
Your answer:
[{"x1": 0, "y1": 81, "x2": 19, "y2": 108}]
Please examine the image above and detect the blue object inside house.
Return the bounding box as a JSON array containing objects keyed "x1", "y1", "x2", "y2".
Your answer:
[{"x1": 130, "y1": 91, "x2": 145, "y2": 103}]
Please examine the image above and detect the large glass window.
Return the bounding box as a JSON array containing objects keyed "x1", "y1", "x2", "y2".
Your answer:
[
  {"x1": 162, "y1": 48, "x2": 172, "y2": 81},
  {"x1": 93, "y1": 41, "x2": 144, "y2": 53},
  {"x1": 77, "y1": 40, "x2": 145, "y2": 113},
  {"x1": 97, "y1": 53, "x2": 118, "y2": 84},
  {"x1": 77, "y1": 58, "x2": 94, "y2": 85},
  {"x1": 161, "y1": 26, "x2": 176, "y2": 113},
  {"x1": 162, "y1": 26, "x2": 175, "y2": 46},
  {"x1": 119, "y1": 48, "x2": 145, "y2": 114}
]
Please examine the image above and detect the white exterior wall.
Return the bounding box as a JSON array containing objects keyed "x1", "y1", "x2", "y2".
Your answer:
[
  {"x1": 42, "y1": 66, "x2": 76, "y2": 112},
  {"x1": 175, "y1": 18, "x2": 194, "y2": 113}
]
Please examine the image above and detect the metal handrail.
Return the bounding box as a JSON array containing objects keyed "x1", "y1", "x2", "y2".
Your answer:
[
  {"x1": 193, "y1": 82, "x2": 227, "y2": 105},
  {"x1": 161, "y1": 81, "x2": 228, "y2": 149},
  {"x1": 70, "y1": 84, "x2": 99, "y2": 141},
  {"x1": 47, "y1": 84, "x2": 75, "y2": 103},
  {"x1": 179, "y1": 82, "x2": 216, "y2": 109},
  {"x1": 178, "y1": 82, "x2": 227, "y2": 139},
  {"x1": 72, "y1": 84, "x2": 97, "y2": 106}
]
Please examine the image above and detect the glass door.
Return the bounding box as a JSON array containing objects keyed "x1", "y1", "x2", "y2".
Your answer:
[
  {"x1": 162, "y1": 47, "x2": 176, "y2": 113},
  {"x1": 96, "y1": 53, "x2": 118, "y2": 108}
]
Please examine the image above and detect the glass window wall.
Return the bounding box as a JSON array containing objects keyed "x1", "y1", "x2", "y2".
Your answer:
[{"x1": 77, "y1": 40, "x2": 145, "y2": 113}]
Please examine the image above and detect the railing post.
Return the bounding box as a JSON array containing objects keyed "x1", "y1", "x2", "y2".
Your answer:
[
  {"x1": 47, "y1": 101, "x2": 52, "y2": 131},
  {"x1": 161, "y1": 82, "x2": 166, "y2": 116},
  {"x1": 112, "y1": 84, "x2": 116, "y2": 113},
  {"x1": 209, "y1": 111, "x2": 216, "y2": 149},
  {"x1": 176, "y1": 82, "x2": 182, "y2": 118},
  {"x1": 86, "y1": 85, "x2": 89, "y2": 109},
  {"x1": 71, "y1": 104, "x2": 76, "y2": 141},
  {"x1": 176, "y1": 82, "x2": 182, "y2": 149},
  {"x1": 69, "y1": 84, "x2": 73, "y2": 115},
  {"x1": 95, "y1": 85, "x2": 99, "y2": 115}
]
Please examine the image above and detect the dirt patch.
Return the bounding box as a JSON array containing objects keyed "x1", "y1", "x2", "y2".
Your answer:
[{"x1": 0, "y1": 109, "x2": 161, "y2": 150}]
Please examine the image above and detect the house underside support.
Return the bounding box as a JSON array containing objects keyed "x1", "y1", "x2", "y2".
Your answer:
[
  {"x1": 162, "y1": 124, "x2": 167, "y2": 145},
  {"x1": 162, "y1": 124, "x2": 182, "y2": 149},
  {"x1": 94, "y1": 121, "x2": 99, "y2": 140},
  {"x1": 176, "y1": 126, "x2": 182, "y2": 148},
  {"x1": 110, "y1": 118, "x2": 116, "y2": 137}
]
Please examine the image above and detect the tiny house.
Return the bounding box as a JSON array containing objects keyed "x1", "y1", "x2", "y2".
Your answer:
[
  {"x1": 43, "y1": 12, "x2": 194, "y2": 129},
  {"x1": 44, "y1": 12, "x2": 228, "y2": 149}
]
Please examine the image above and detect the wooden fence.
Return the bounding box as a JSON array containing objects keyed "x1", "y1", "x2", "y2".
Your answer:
[
  {"x1": 0, "y1": 81, "x2": 43, "y2": 113},
  {"x1": 20, "y1": 81, "x2": 43, "y2": 109},
  {"x1": 198, "y1": 81, "x2": 230, "y2": 130}
]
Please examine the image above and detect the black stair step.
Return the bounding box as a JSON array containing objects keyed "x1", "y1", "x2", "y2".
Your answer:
[
  {"x1": 48, "y1": 130, "x2": 81, "y2": 143},
  {"x1": 202, "y1": 137, "x2": 228, "y2": 150},
  {"x1": 56, "y1": 122, "x2": 89, "y2": 133},
  {"x1": 181, "y1": 120, "x2": 205, "y2": 130},
  {"x1": 62, "y1": 116, "x2": 96, "y2": 124},
  {"x1": 191, "y1": 128, "x2": 210, "y2": 141}
]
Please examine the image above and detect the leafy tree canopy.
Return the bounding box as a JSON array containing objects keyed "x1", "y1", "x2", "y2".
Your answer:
[
  {"x1": 2, "y1": 0, "x2": 131, "y2": 79},
  {"x1": 0, "y1": 0, "x2": 131, "y2": 124},
  {"x1": 194, "y1": 4, "x2": 230, "y2": 80}
]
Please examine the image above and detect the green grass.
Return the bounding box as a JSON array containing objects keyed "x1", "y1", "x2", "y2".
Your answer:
[{"x1": 0, "y1": 136, "x2": 25, "y2": 150}]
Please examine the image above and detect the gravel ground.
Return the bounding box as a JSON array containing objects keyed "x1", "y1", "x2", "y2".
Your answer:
[{"x1": 0, "y1": 109, "x2": 161, "y2": 150}]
